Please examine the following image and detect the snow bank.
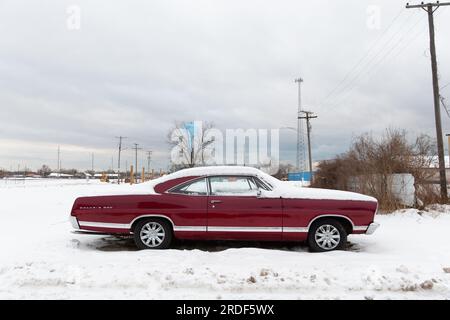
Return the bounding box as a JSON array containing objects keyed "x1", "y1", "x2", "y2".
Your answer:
[{"x1": 0, "y1": 180, "x2": 449, "y2": 299}]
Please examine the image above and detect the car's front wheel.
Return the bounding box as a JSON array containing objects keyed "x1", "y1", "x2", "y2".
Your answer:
[
  {"x1": 307, "y1": 219, "x2": 347, "y2": 252},
  {"x1": 133, "y1": 219, "x2": 172, "y2": 250}
]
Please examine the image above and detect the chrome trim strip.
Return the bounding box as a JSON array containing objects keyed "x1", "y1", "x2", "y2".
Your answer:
[
  {"x1": 78, "y1": 221, "x2": 129, "y2": 229},
  {"x1": 174, "y1": 226, "x2": 207, "y2": 232},
  {"x1": 75, "y1": 217, "x2": 372, "y2": 235},
  {"x1": 207, "y1": 226, "x2": 282, "y2": 233},
  {"x1": 128, "y1": 215, "x2": 176, "y2": 228},
  {"x1": 282, "y1": 227, "x2": 308, "y2": 233},
  {"x1": 307, "y1": 214, "x2": 355, "y2": 229}
]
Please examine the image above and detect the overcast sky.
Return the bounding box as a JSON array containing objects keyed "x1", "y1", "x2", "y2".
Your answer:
[{"x1": 1, "y1": 0, "x2": 450, "y2": 171}]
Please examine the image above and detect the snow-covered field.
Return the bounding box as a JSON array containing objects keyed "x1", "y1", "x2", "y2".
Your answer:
[{"x1": 1, "y1": 179, "x2": 450, "y2": 299}]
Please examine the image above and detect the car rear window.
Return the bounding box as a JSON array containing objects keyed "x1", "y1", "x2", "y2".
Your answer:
[{"x1": 168, "y1": 178, "x2": 208, "y2": 195}]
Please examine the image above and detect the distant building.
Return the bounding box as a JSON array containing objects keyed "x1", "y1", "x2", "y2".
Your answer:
[
  {"x1": 93, "y1": 173, "x2": 119, "y2": 179},
  {"x1": 48, "y1": 173, "x2": 74, "y2": 179},
  {"x1": 74, "y1": 172, "x2": 92, "y2": 179}
]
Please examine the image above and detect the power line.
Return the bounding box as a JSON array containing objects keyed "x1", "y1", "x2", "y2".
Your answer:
[
  {"x1": 322, "y1": 7, "x2": 406, "y2": 104},
  {"x1": 387, "y1": 16, "x2": 429, "y2": 61},
  {"x1": 366, "y1": 14, "x2": 425, "y2": 73},
  {"x1": 328, "y1": 11, "x2": 423, "y2": 107},
  {"x1": 322, "y1": 8, "x2": 417, "y2": 106},
  {"x1": 440, "y1": 96, "x2": 450, "y2": 118},
  {"x1": 329, "y1": 13, "x2": 426, "y2": 108},
  {"x1": 328, "y1": 6, "x2": 446, "y2": 109},
  {"x1": 392, "y1": 5, "x2": 446, "y2": 65}
]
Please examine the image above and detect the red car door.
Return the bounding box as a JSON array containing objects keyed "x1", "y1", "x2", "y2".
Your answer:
[
  {"x1": 206, "y1": 175, "x2": 282, "y2": 240},
  {"x1": 164, "y1": 177, "x2": 209, "y2": 239}
]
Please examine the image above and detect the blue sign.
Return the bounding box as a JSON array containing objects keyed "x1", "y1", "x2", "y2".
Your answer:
[
  {"x1": 288, "y1": 172, "x2": 313, "y2": 182},
  {"x1": 184, "y1": 122, "x2": 195, "y2": 148}
]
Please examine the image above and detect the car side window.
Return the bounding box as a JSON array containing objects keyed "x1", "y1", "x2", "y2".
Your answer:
[
  {"x1": 169, "y1": 178, "x2": 208, "y2": 196},
  {"x1": 209, "y1": 176, "x2": 258, "y2": 196}
]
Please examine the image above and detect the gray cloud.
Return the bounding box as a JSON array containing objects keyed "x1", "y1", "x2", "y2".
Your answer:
[{"x1": 1, "y1": 0, "x2": 449, "y2": 171}]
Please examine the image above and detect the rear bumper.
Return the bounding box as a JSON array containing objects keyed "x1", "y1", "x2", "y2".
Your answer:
[
  {"x1": 70, "y1": 215, "x2": 80, "y2": 230},
  {"x1": 365, "y1": 222, "x2": 380, "y2": 235}
]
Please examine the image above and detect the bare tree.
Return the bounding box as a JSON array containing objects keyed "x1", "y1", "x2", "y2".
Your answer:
[
  {"x1": 272, "y1": 163, "x2": 295, "y2": 180},
  {"x1": 168, "y1": 121, "x2": 216, "y2": 170},
  {"x1": 313, "y1": 129, "x2": 438, "y2": 210},
  {"x1": 37, "y1": 165, "x2": 52, "y2": 177}
]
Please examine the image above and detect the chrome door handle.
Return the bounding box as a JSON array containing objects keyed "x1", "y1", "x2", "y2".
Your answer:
[{"x1": 210, "y1": 200, "x2": 222, "y2": 204}]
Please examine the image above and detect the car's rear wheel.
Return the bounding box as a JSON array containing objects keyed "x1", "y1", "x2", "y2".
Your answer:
[
  {"x1": 307, "y1": 219, "x2": 347, "y2": 252},
  {"x1": 133, "y1": 219, "x2": 172, "y2": 250}
]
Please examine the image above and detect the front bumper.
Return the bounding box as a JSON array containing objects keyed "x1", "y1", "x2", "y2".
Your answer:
[
  {"x1": 365, "y1": 222, "x2": 380, "y2": 235},
  {"x1": 69, "y1": 215, "x2": 80, "y2": 230}
]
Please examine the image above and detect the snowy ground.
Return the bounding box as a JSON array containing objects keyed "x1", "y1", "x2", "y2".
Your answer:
[{"x1": 0, "y1": 179, "x2": 450, "y2": 299}]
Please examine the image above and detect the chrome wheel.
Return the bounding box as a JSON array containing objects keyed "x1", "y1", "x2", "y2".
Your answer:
[
  {"x1": 140, "y1": 222, "x2": 165, "y2": 248},
  {"x1": 314, "y1": 224, "x2": 341, "y2": 250}
]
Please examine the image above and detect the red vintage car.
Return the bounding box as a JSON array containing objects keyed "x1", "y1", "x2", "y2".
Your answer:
[{"x1": 70, "y1": 166, "x2": 379, "y2": 252}]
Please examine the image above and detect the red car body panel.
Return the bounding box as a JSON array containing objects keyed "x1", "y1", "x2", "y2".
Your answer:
[
  {"x1": 207, "y1": 196, "x2": 283, "y2": 241},
  {"x1": 281, "y1": 199, "x2": 377, "y2": 241},
  {"x1": 70, "y1": 173, "x2": 378, "y2": 241}
]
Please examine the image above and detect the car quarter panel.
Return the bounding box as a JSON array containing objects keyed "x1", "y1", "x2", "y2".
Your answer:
[
  {"x1": 71, "y1": 194, "x2": 208, "y2": 237},
  {"x1": 282, "y1": 198, "x2": 378, "y2": 241}
]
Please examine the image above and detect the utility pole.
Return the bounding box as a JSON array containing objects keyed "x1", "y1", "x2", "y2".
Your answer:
[
  {"x1": 295, "y1": 78, "x2": 306, "y2": 173},
  {"x1": 57, "y1": 146, "x2": 61, "y2": 177},
  {"x1": 91, "y1": 153, "x2": 94, "y2": 173},
  {"x1": 115, "y1": 136, "x2": 127, "y2": 184},
  {"x1": 406, "y1": 1, "x2": 450, "y2": 203},
  {"x1": 146, "y1": 150, "x2": 152, "y2": 177},
  {"x1": 132, "y1": 143, "x2": 142, "y2": 182},
  {"x1": 299, "y1": 111, "x2": 317, "y2": 184}
]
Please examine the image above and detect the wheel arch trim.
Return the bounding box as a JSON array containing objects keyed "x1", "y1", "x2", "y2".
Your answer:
[
  {"x1": 129, "y1": 214, "x2": 176, "y2": 230},
  {"x1": 307, "y1": 214, "x2": 355, "y2": 231},
  {"x1": 129, "y1": 215, "x2": 208, "y2": 232}
]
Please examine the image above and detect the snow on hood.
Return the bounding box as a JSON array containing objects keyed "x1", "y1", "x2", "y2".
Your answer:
[{"x1": 269, "y1": 184, "x2": 378, "y2": 202}]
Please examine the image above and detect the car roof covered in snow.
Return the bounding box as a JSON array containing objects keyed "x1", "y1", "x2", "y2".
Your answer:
[
  {"x1": 151, "y1": 166, "x2": 276, "y2": 193},
  {"x1": 166, "y1": 166, "x2": 263, "y2": 178}
]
